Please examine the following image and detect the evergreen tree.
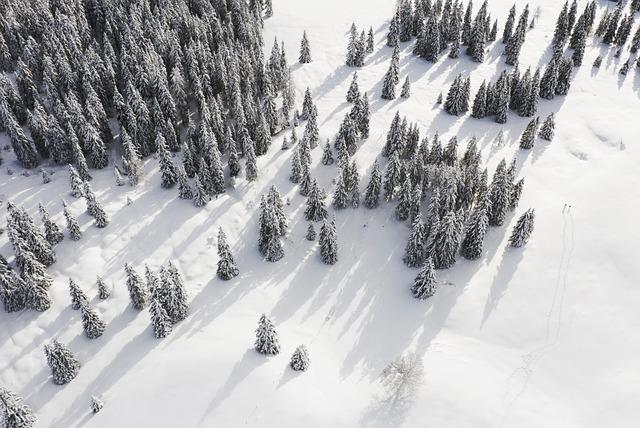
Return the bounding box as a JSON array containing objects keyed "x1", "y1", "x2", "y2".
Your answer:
[
  {"x1": 192, "y1": 174, "x2": 210, "y2": 207},
  {"x1": 306, "y1": 223, "x2": 317, "y2": 241},
  {"x1": 68, "y1": 165, "x2": 85, "y2": 198},
  {"x1": 395, "y1": 177, "x2": 413, "y2": 221},
  {"x1": 0, "y1": 255, "x2": 27, "y2": 313},
  {"x1": 460, "y1": 199, "x2": 489, "y2": 260},
  {"x1": 177, "y1": 167, "x2": 194, "y2": 200},
  {"x1": 0, "y1": 387, "x2": 37, "y2": 428},
  {"x1": 509, "y1": 209, "x2": 535, "y2": 248},
  {"x1": 400, "y1": 77, "x2": 411, "y2": 98},
  {"x1": 519, "y1": 117, "x2": 540, "y2": 150},
  {"x1": 367, "y1": 27, "x2": 375, "y2": 53},
  {"x1": 62, "y1": 201, "x2": 82, "y2": 241},
  {"x1": 299, "y1": 31, "x2": 312, "y2": 63},
  {"x1": 68, "y1": 278, "x2": 89, "y2": 311},
  {"x1": 404, "y1": 214, "x2": 427, "y2": 268},
  {"x1": 471, "y1": 81, "x2": 488, "y2": 119},
  {"x1": 91, "y1": 396, "x2": 104, "y2": 414},
  {"x1": 411, "y1": 258, "x2": 438, "y2": 300},
  {"x1": 125, "y1": 264, "x2": 147, "y2": 310},
  {"x1": 39, "y1": 204, "x2": 64, "y2": 246},
  {"x1": 553, "y1": 2, "x2": 570, "y2": 48},
  {"x1": 157, "y1": 135, "x2": 177, "y2": 189},
  {"x1": 305, "y1": 180, "x2": 329, "y2": 222},
  {"x1": 321, "y1": 141, "x2": 335, "y2": 166},
  {"x1": 555, "y1": 57, "x2": 573, "y2": 95},
  {"x1": 332, "y1": 171, "x2": 350, "y2": 210},
  {"x1": 245, "y1": 142, "x2": 258, "y2": 182},
  {"x1": 80, "y1": 303, "x2": 106, "y2": 339},
  {"x1": 149, "y1": 295, "x2": 173, "y2": 339},
  {"x1": 346, "y1": 73, "x2": 360, "y2": 103},
  {"x1": 364, "y1": 161, "x2": 382, "y2": 209},
  {"x1": 44, "y1": 340, "x2": 80, "y2": 385},
  {"x1": 97, "y1": 276, "x2": 110, "y2": 300},
  {"x1": 357, "y1": 94, "x2": 371, "y2": 139},
  {"x1": 510, "y1": 178, "x2": 525, "y2": 211},
  {"x1": 488, "y1": 160, "x2": 510, "y2": 226},
  {"x1": 255, "y1": 314, "x2": 280, "y2": 355},
  {"x1": 539, "y1": 113, "x2": 555, "y2": 141},
  {"x1": 319, "y1": 218, "x2": 338, "y2": 265},
  {"x1": 429, "y1": 210, "x2": 463, "y2": 270},
  {"x1": 381, "y1": 47, "x2": 400, "y2": 100},
  {"x1": 290, "y1": 345, "x2": 310, "y2": 371},
  {"x1": 217, "y1": 228, "x2": 239, "y2": 280},
  {"x1": 290, "y1": 150, "x2": 303, "y2": 183},
  {"x1": 503, "y1": 6, "x2": 517, "y2": 44}
]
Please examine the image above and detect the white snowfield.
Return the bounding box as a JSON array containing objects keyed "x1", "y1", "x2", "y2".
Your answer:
[{"x1": 2, "y1": 0, "x2": 640, "y2": 426}]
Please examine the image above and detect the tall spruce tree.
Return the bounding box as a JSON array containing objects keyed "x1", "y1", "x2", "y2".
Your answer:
[
  {"x1": 217, "y1": 228, "x2": 239, "y2": 280},
  {"x1": 509, "y1": 209, "x2": 535, "y2": 248},
  {"x1": 44, "y1": 339, "x2": 80, "y2": 385}
]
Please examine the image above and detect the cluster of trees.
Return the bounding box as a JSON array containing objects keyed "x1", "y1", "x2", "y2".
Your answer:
[
  {"x1": 448, "y1": 54, "x2": 572, "y2": 123},
  {"x1": 346, "y1": 23, "x2": 375, "y2": 67},
  {"x1": 255, "y1": 314, "x2": 310, "y2": 371},
  {"x1": 0, "y1": 0, "x2": 292, "y2": 213},
  {"x1": 123, "y1": 262, "x2": 189, "y2": 338},
  {"x1": 387, "y1": 0, "x2": 498, "y2": 64},
  {"x1": 594, "y1": 0, "x2": 640, "y2": 70}
]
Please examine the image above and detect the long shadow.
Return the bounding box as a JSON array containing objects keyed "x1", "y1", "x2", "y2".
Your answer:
[
  {"x1": 481, "y1": 245, "x2": 525, "y2": 327},
  {"x1": 200, "y1": 348, "x2": 267, "y2": 421}
]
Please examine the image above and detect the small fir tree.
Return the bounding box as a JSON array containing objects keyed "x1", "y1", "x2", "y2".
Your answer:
[
  {"x1": 290, "y1": 345, "x2": 310, "y2": 371},
  {"x1": 44, "y1": 339, "x2": 80, "y2": 385},
  {"x1": 299, "y1": 31, "x2": 312, "y2": 63},
  {"x1": 217, "y1": 228, "x2": 239, "y2": 280},
  {"x1": 255, "y1": 314, "x2": 280, "y2": 355},
  {"x1": 411, "y1": 258, "x2": 437, "y2": 300},
  {"x1": 509, "y1": 209, "x2": 535, "y2": 248},
  {"x1": 80, "y1": 303, "x2": 106, "y2": 339}
]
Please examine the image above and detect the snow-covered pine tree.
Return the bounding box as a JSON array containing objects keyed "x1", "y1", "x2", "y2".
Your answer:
[
  {"x1": 429, "y1": 210, "x2": 463, "y2": 270},
  {"x1": 177, "y1": 166, "x2": 194, "y2": 200},
  {"x1": 255, "y1": 314, "x2": 280, "y2": 355},
  {"x1": 192, "y1": 174, "x2": 210, "y2": 207},
  {"x1": 149, "y1": 294, "x2": 173, "y2": 339},
  {"x1": 0, "y1": 387, "x2": 37, "y2": 427},
  {"x1": 364, "y1": 161, "x2": 382, "y2": 209},
  {"x1": 509, "y1": 209, "x2": 535, "y2": 248},
  {"x1": 303, "y1": 179, "x2": 328, "y2": 222},
  {"x1": 321, "y1": 141, "x2": 335, "y2": 166},
  {"x1": 395, "y1": 177, "x2": 413, "y2": 221},
  {"x1": 488, "y1": 160, "x2": 510, "y2": 226},
  {"x1": 346, "y1": 72, "x2": 360, "y2": 104},
  {"x1": 96, "y1": 276, "x2": 110, "y2": 300},
  {"x1": 44, "y1": 339, "x2": 80, "y2": 385},
  {"x1": 319, "y1": 218, "x2": 338, "y2": 265},
  {"x1": 68, "y1": 278, "x2": 89, "y2": 311},
  {"x1": 539, "y1": 113, "x2": 555, "y2": 141},
  {"x1": 460, "y1": 198, "x2": 489, "y2": 260},
  {"x1": 411, "y1": 258, "x2": 437, "y2": 300},
  {"x1": 68, "y1": 165, "x2": 84, "y2": 198},
  {"x1": 62, "y1": 201, "x2": 82, "y2": 241},
  {"x1": 125, "y1": 264, "x2": 147, "y2": 310},
  {"x1": 519, "y1": 117, "x2": 540, "y2": 150},
  {"x1": 381, "y1": 46, "x2": 400, "y2": 100},
  {"x1": 400, "y1": 77, "x2": 411, "y2": 98},
  {"x1": 245, "y1": 141, "x2": 258, "y2": 182},
  {"x1": 299, "y1": 31, "x2": 312, "y2": 63},
  {"x1": 332, "y1": 170, "x2": 349, "y2": 210},
  {"x1": 290, "y1": 345, "x2": 310, "y2": 371},
  {"x1": 39, "y1": 204, "x2": 63, "y2": 246},
  {"x1": 471, "y1": 81, "x2": 487, "y2": 119},
  {"x1": 80, "y1": 303, "x2": 105, "y2": 339},
  {"x1": 404, "y1": 213, "x2": 427, "y2": 267},
  {"x1": 306, "y1": 223, "x2": 317, "y2": 241},
  {"x1": 157, "y1": 135, "x2": 177, "y2": 188},
  {"x1": 217, "y1": 228, "x2": 239, "y2": 280},
  {"x1": 91, "y1": 396, "x2": 104, "y2": 414}
]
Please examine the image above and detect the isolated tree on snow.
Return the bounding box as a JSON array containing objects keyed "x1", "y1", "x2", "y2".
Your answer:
[
  {"x1": 39, "y1": 204, "x2": 63, "y2": 246},
  {"x1": 96, "y1": 276, "x2": 110, "y2": 299},
  {"x1": 539, "y1": 113, "x2": 555, "y2": 141},
  {"x1": 0, "y1": 387, "x2": 37, "y2": 427},
  {"x1": 255, "y1": 314, "x2": 280, "y2": 355},
  {"x1": 509, "y1": 209, "x2": 535, "y2": 248},
  {"x1": 69, "y1": 278, "x2": 89, "y2": 310},
  {"x1": 217, "y1": 228, "x2": 239, "y2": 281},
  {"x1": 411, "y1": 258, "x2": 437, "y2": 300},
  {"x1": 80, "y1": 303, "x2": 105, "y2": 339},
  {"x1": 299, "y1": 31, "x2": 312, "y2": 63},
  {"x1": 290, "y1": 345, "x2": 310, "y2": 371},
  {"x1": 125, "y1": 264, "x2": 147, "y2": 310},
  {"x1": 44, "y1": 339, "x2": 80, "y2": 385},
  {"x1": 91, "y1": 396, "x2": 104, "y2": 414}
]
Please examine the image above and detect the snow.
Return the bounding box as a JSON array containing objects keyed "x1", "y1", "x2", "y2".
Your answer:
[{"x1": 2, "y1": 0, "x2": 640, "y2": 426}]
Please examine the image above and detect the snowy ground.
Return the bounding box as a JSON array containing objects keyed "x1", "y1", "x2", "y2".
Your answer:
[{"x1": 2, "y1": 0, "x2": 640, "y2": 426}]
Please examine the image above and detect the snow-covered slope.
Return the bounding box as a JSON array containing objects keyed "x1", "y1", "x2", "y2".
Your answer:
[{"x1": 2, "y1": 0, "x2": 640, "y2": 426}]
